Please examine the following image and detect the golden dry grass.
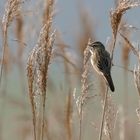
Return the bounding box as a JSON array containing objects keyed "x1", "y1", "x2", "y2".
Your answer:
[{"x1": 0, "y1": 0, "x2": 140, "y2": 140}]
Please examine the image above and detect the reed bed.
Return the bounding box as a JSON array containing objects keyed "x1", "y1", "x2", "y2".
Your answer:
[{"x1": 0, "y1": 0, "x2": 140, "y2": 140}]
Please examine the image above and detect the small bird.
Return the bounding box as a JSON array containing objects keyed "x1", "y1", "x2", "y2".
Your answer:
[{"x1": 86, "y1": 41, "x2": 115, "y2": 92}]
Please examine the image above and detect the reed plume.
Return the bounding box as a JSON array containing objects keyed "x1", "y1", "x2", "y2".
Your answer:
[
  {"x1": 27, "y1": 0, "x2": 55, "y2": 140},
  {"x1": 0, "y1": 0, "x2": 21, "y2": 86},
  {"x1": 110, "y1": 0, "x2": 140, "y2": 60}
]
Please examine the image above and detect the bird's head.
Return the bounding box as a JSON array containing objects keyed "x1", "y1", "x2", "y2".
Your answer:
[
  {"x1": 88, "y1": 41, "x2": 105, "y2": 51},
  {"x1": 85, "y1": 41, "x2": 105, "y2": 64}
]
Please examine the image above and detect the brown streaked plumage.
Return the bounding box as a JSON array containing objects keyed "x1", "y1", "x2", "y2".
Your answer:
[{"x1": 87, "y1": 41, "x2": 115, "y2": 92}]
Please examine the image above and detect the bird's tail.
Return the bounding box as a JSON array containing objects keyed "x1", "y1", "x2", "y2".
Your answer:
[{"x1": 103, "y1": 73, "x2": 115, "y2": 92}]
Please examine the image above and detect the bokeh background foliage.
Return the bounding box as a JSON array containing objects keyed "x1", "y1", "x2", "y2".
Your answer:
[{"x1": 0, "y1": 0, "x2": 140, "y2": 140}]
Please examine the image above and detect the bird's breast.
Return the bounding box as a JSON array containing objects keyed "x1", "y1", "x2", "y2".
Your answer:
[{"x1": 90, "y1": 54, "x2": 102, "y2": 75}]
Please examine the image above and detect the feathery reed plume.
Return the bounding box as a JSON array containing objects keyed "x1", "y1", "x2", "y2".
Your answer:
[
  {"x1": 73, "y1": 40, "x2": 91, "y2": 140},
  {"x1": 110, "y1": 0, "x2": 140, "y2": 60},
  {"x1": 27, "y1": 24, "x2": 55, "y2": 140},
  {"x1": 43, "y1": 0, "x2": 55, "y2": 24},
  {"x1": 73, "y1": 39, "x2": 92, "y2": 140},
  {"x1": 0, "y1": 0, "x2": 21, "y2": 86},
  {"x1": 2, "y1": 0, "x2": 21, "y2": 30},
  {"x1": 27, "y1": 0, "x2": 55, "y2": 140},
  {"x1": 79, "y1": 43, "x2": 89, "y2": 140}
]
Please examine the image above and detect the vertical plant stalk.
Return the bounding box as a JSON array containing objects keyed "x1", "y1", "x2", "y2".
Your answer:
[
  {"x1": 107, "y1": 2, "x2": 140, "y2": 139},
  {"x1": 27, "y1": 25, "x2": 55, "y2": 140},
  {"x1": 99, "y1": 87, "x2": 108, "y2": 140},
  {"x1": 27, "y1": 1, "x2": 55, "y2": 140},
  {"x1": 0, "y1": 29, "x2": 7, "y2": 86},
  {"x1": 0, "y1": 1, "x2": 21, "y2": 140},
  {"x1": 0, "y1": 0, "x2": 21, "y2": 87},
  {"x1": 64, "y1": 53, "x2": 72, "y2": 140},
  {"x1": 111, "y1": 38, "x2": 117, "y2": 61},
  {"x1": 99, "y1": 88, "x2": 117, "y2": 140}
]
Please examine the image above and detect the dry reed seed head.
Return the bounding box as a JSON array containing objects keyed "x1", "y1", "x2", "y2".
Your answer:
[
  {"x1": 83, "y1": 38, "x2": 91, "y2": 66},
  {"x1": 26, "y1": 1, "x2": 55, "y2": 139},
  {"x1": 27, "y1": 23, "x2": 55, "y2": 113},
  {"x1": 110, "y1": 0, "x2": 140, "y2": 39},
  {"x1": 110, "y1": 10, "x2": 122, "y2": 39},
  {"x1": 72, "y1": 40, "x2": 91, "y2": 115},
  {"x1": 81, "y1": 42, "x2": 90, "y2": 95},
  {"x1": 2, "y1": 0, "x2": 21, "y2": 31},
  {"x1": 43, "y1": 0, "x2": 55, "y2": 24},
  {"x1": 35, "y1": 23, "x2": 55, "y2": 56}
]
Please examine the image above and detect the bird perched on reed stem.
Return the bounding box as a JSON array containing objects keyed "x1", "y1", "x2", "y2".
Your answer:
[{"x1": 86, "y1": 41, "x2": 115, "y2": 92}]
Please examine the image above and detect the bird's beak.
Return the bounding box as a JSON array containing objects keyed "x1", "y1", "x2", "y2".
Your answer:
[{"x1": 85, "y1": 49, "x2": 91, "y2": 65}]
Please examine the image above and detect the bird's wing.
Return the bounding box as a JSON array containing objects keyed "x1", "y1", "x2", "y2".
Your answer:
[{"x1": 96, "y1": 50, "x2": 111, "y2": 73}]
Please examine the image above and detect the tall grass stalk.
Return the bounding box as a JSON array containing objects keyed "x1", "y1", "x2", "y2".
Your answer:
[
  {"x1": 78, "y1": 40, "x2": 90, "y2": 140},
  {"x1": 99, "y1": 87, "x2": 108, "y2": 140},
  {"x1": 27, "y1": 1, "x2": 55, "y2": 140},
  {"x1": 1, "y1": 0, "x2": 21, "y2": 87}
]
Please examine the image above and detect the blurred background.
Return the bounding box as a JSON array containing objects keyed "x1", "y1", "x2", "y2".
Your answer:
[{"x1": 0, "y1": 0, "x2": 140, "y2": 140}]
